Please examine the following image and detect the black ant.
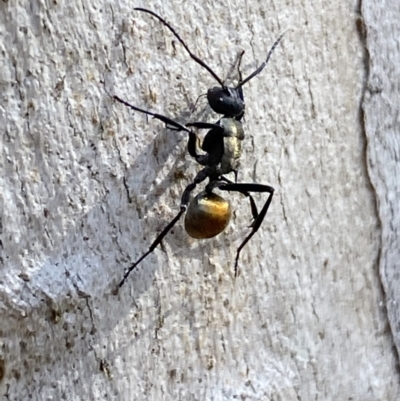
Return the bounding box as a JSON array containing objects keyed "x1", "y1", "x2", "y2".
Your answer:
[{"x1": 113, "y1": 10, "x2": 288, "y2": 288}]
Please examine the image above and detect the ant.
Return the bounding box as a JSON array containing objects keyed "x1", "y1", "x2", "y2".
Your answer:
[{"x1": 113, "y1": 9, "x2": 288, "y2": 288}]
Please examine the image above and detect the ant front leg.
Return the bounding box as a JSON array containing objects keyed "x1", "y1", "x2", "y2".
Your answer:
[
  {"x1": 186, "y1": 122, "x2": 224, "y2": 167},
  {"x1": 217, "y1": 182, "x2": 275, "y2": 277},
  {"x1": 113, "y1": 96, "x2": 191, "y2": 133},
  {"x1": 117, "y1": 169, "x2": 209, "y2": 289}
]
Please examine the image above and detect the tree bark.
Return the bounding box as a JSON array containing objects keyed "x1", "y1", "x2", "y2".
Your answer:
[{"x1": 0, "y1": 0, "x2": 399, "y2": 399}]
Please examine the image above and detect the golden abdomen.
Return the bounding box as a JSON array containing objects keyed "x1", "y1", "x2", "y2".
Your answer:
[{"x1": 184, "y1": 192, "x2": 232, "y2": 239}]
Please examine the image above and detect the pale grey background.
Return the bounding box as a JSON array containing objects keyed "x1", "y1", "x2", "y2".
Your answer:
[{"x1": 0, "y1": 0, "x2": 399, "y2": 400}]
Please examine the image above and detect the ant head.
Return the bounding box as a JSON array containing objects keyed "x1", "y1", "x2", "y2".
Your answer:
[
  {"x1": 135, "y1": 8, "x2": 288, "y2": 118},
  {"x1": 207, "y1": 86, "x2": 245, "y2": 117}
]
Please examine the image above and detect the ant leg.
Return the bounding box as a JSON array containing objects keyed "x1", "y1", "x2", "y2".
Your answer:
[
  {"x1": 220, "y1": 176, "x2": 259, "y2": 221},
  {"x1": 117, "y1": 210, "x2": 185, "y2": 289},
  {"x1": 186, "y1": 122, "x2": 224, "y2": 167},
  {"x1": 236, "y1": 30, "x2": 290, "y2": 89},
  {"x1": 113, "y1": 95, "x2": 191, "y2": 133},
  {"x1": 113, "y1": 96, "x2": 221, "y2": 171},
  {"x1": 217, "y1": 182, "x2": 274, "y2": 277},
  {"x1": 134, "y1": 8, "x2": 225, "y2": 87},
  {"x1": 186, "y1": 122, "x2": 222, "y2": 130},
  {"x1": 117, "y1": 169, "x2": 209, "y2": 289}
]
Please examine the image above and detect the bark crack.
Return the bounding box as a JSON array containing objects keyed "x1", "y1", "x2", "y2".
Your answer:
[{"x1": 357, "y1": 0, "x2": 400, "y2": 375}]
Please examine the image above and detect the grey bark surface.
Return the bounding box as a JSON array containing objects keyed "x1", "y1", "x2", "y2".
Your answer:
[
  {"x1": 362, "y1": 0, "x2": 400, "y2": 362},
  {"x1": 0, "y1": 0, "x2": 399, "y2": 400}
]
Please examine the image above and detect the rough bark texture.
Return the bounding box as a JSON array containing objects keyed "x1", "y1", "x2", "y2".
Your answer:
[
  {"x1": 361, "y1": 0, "x2": 400, "y2": 366},
  {"x1": 0, "y1": 0, "x2": 399, "y2": 400}
]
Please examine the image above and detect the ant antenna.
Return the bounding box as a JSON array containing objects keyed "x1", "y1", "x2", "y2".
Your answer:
[
  {"x1": 237, "y1": 50, "x2": 245, "y2": 83},
  {"x1": 236, "y1": 29, "x2": 291, "y2": 89},
  {"x1": 135, "y1": 8, "x2": 225, "y2": 87},
  {"x1": 190, "y1": 93, "x2": 208, "y2": 114}
]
